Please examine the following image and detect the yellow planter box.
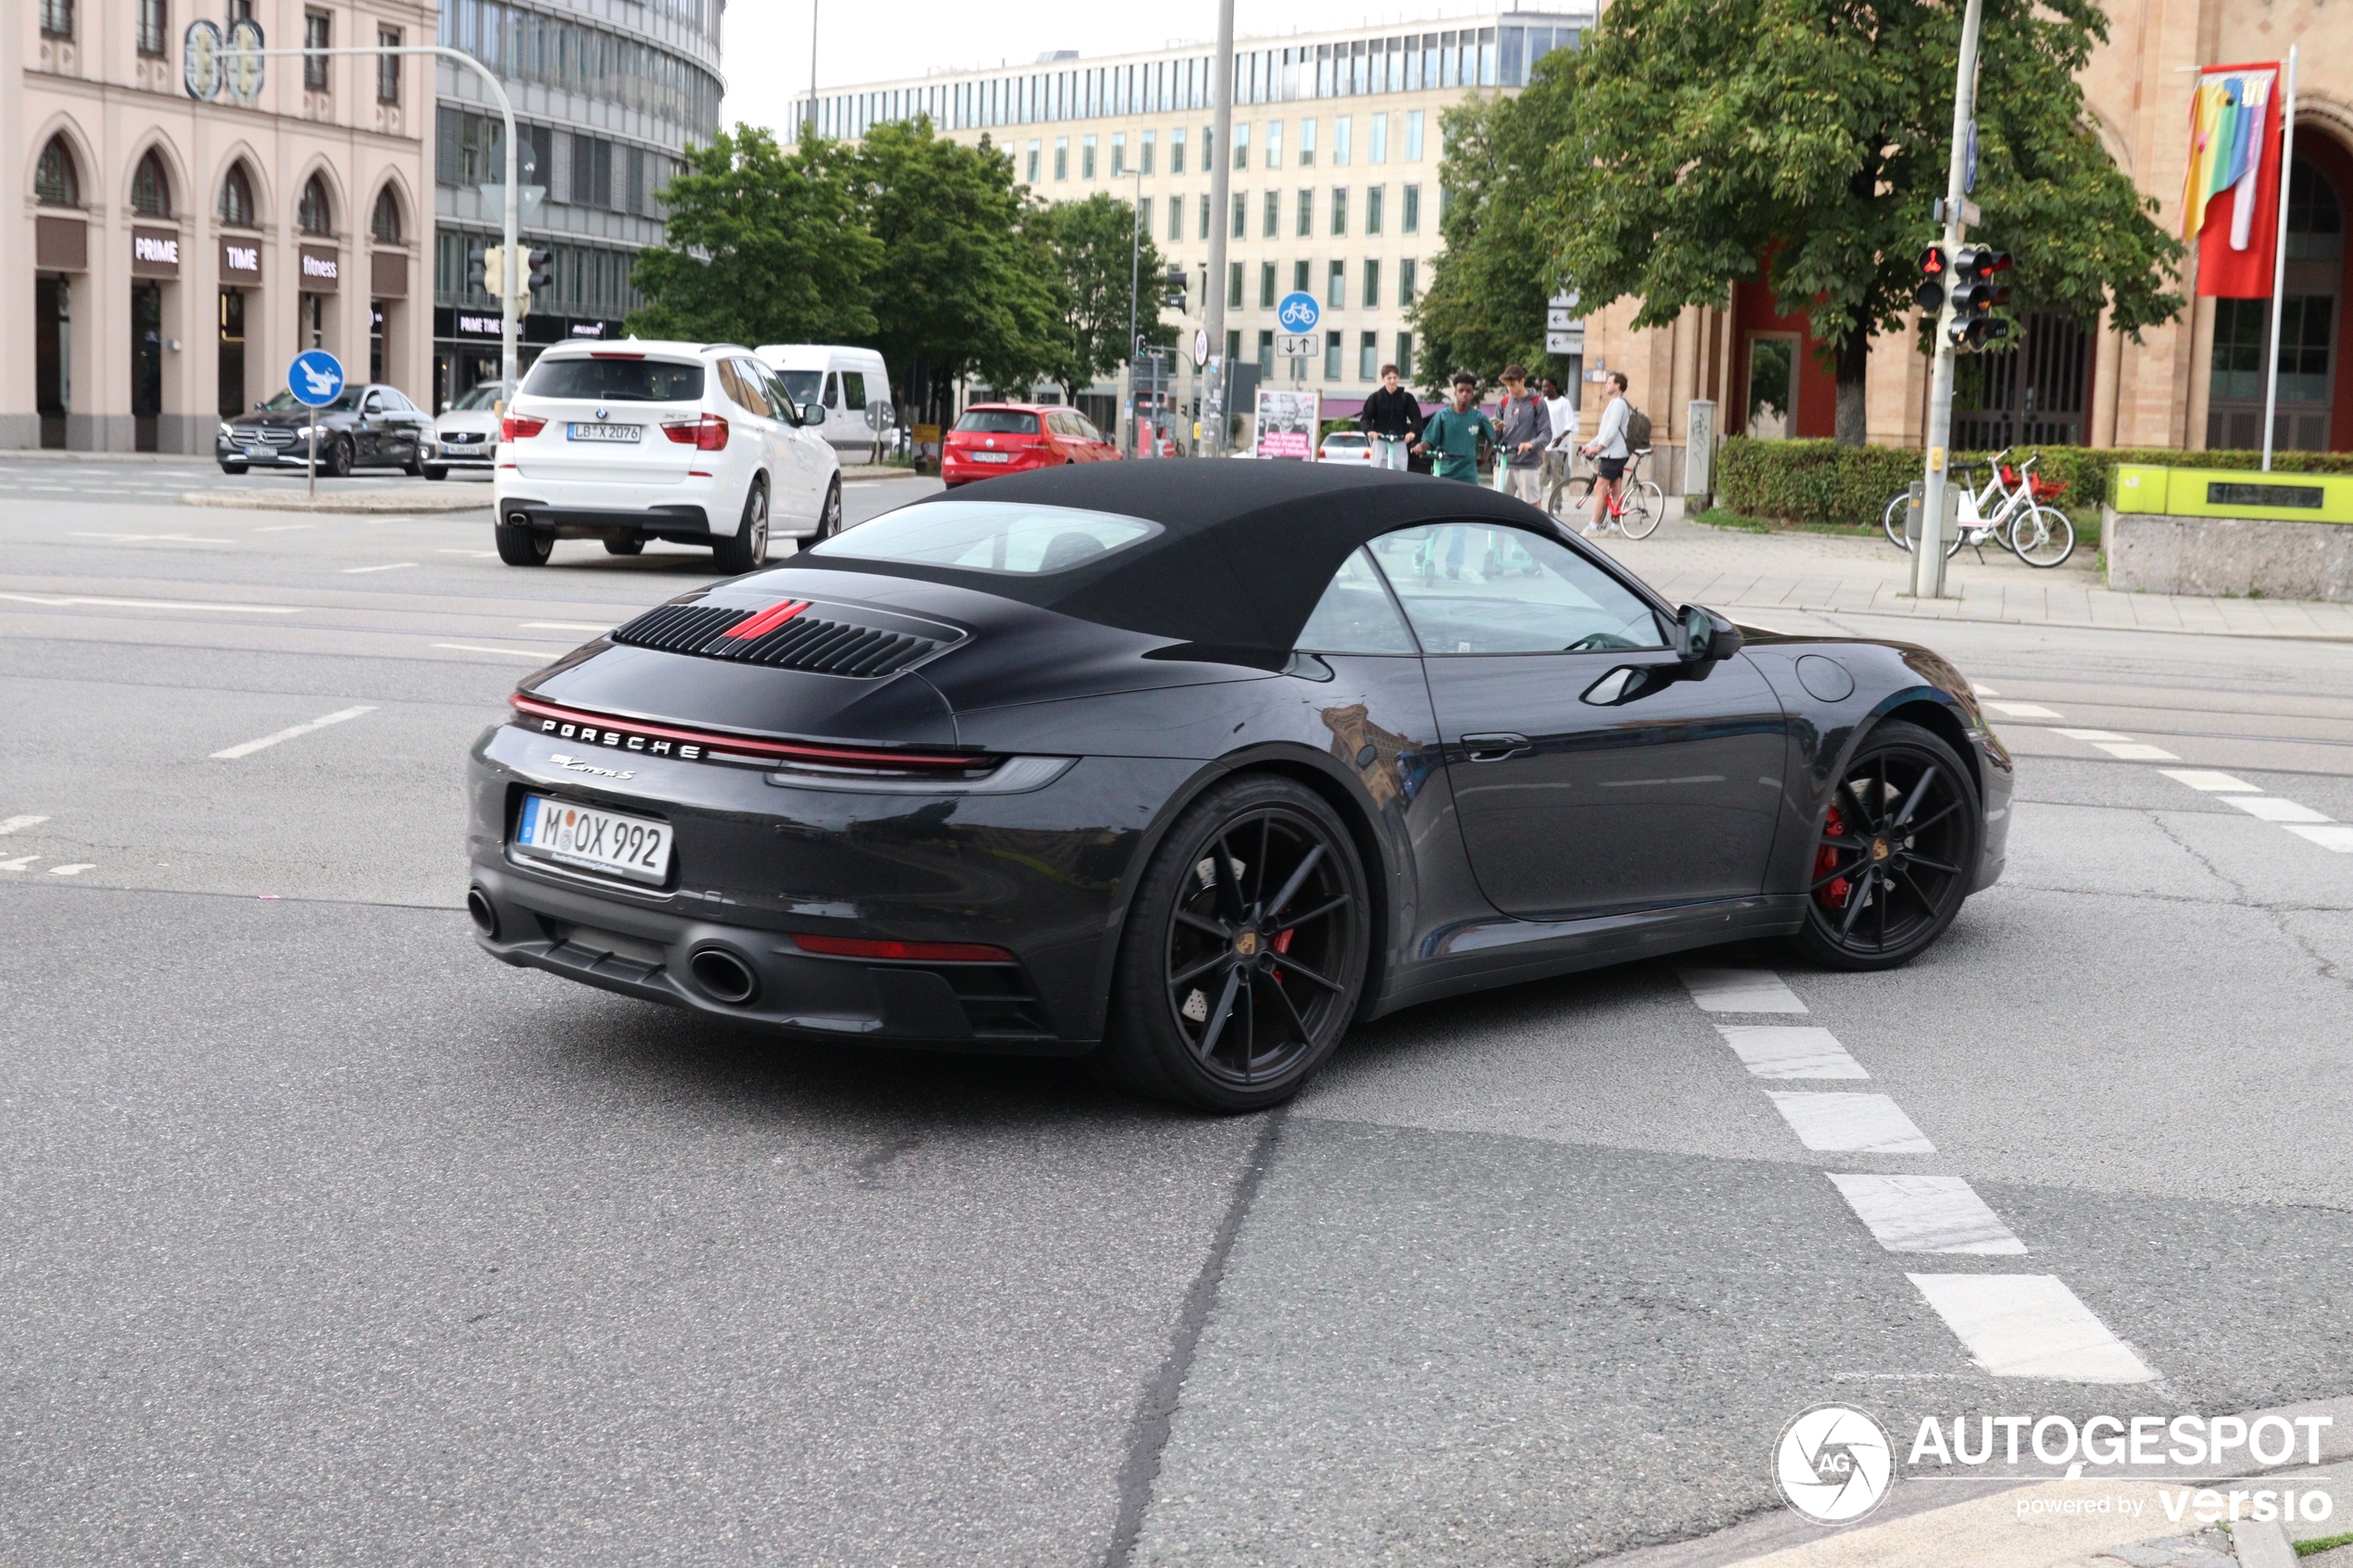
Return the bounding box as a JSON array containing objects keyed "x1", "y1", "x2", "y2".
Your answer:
[{"x1": 2111, "y1": 465, "x2": 2353, "y2": 523}]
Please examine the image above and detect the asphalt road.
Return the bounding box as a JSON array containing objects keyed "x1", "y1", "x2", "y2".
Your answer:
[{"x1": 4, "y1": 458, "x2": 2349, "y2": 1566}]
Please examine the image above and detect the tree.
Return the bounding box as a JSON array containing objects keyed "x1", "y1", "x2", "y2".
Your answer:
[
  {"x1": 849, "y1": 119, "x2": 1067, "y2": 414},
  {"x1": 1035, "y1": 193, "x2": 1180, "y2": 401},
  {"x1": 1453, "y1": 0, "x2": 2183, "y2": 444},
  {"x1": 1410, "y1": 90, "x2": 1566, "y2": 398},
  {"x1": 626, "y1": 126, "x2": 880, "y2": 347}
]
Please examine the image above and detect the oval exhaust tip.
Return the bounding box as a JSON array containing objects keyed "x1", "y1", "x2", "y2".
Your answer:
[
  {"x1": 688, "y1": 946, "x2": 760, "y2": 1006},
  {"x1": 466, "y1": 886, "x2": 499, "y2": 939}
]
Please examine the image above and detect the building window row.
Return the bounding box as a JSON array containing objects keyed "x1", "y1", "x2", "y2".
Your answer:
[
  {"x1": 1252, "y1": 330, "x2": 1416, "y2": 383},
  {"x1": 1224, "y1": 257, "x2": 1419, "y2": 313},
  {"x1": 1021, "y1": 116, "x2": 1425, "y2": 189},
  {"x1": 1220, "y1": 184, "x2": 1421, "y2": 237},
  {"x1": 34, "y1": 132, "x2": 397, "y2": 243},
  {"x1": 437, "y1": 0, "x2": 722, "y2": 140},
  {"x1": 436, "y1": 107, "x2": 673, "y2": 220},
  {"x1": 796, "y1": 21, "x2": 1578, "y2": 140}
]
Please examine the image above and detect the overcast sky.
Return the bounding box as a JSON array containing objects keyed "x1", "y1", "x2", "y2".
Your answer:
[{"x1": 722, "y1": 2, "x2": 1523, "y2": 133}]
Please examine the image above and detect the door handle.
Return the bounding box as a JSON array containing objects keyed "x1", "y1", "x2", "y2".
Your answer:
[{"x1": 1460, "y1": 733, "x2": 1533, "y2": 762}]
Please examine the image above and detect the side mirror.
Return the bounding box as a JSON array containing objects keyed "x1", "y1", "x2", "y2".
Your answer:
[
  {"x1": 1676, "y1": 604, "x2": 1743, "y2": 664},
  {"x1": 803, "y1": 401, "x2": 825, "y2": 426}
]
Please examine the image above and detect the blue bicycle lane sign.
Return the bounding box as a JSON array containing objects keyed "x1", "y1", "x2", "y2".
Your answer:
[{"x1": 1277, "y1": 292, "x2": 1321, "y2": 333}]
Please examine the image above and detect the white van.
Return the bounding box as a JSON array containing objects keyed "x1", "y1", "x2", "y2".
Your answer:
[{"x1": 755, "y1": 345, "x2": 896, "y2": 464}]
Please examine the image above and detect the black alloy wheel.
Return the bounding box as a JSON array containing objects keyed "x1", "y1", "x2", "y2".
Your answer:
[
  {"x1": 322, "y1": 436, "x2": 354, "y2": 478},
  {"x1": 1104, "y1": 775, "x2": 1369, "y2": 1110},
  {"x1": 495, "y1": 521, "x2": 552, "y2": 566},
  {"x1": 1795, "y1": 719, "x2": 1980, "y2": 972},
  {"x1": 422, "y1": 464, "x2": 447, "y2": 481},
  {"x1": 219, "y1": 462, "x2": 248, "y2": 475},
  {"x1": 811, "y1": 479, "x2": 843, "y2": 542}
]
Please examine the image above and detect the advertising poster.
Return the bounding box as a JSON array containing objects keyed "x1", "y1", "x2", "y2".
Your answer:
[{"x1": 1253, "y1": 387, "x2": 1321, "y2": 460}]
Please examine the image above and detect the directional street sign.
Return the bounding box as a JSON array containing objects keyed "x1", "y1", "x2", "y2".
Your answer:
[
  {"x1": 1275, "y1": 333, "x2": 1319, "y2": 359},
  {"x1": 1276, "y1": 291, "x2": 1321, "y2": 334},
  {"x1": 289, "y1": 350, "x2": 345, "y2": 408}
]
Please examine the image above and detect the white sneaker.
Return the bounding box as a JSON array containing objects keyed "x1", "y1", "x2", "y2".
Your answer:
[{"x1": 1581, "y1": 522, "x2": 1601, "y2": 537}]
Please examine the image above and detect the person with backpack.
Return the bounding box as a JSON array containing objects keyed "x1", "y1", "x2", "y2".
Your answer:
[
  {"x1": 1580, "y1": 370, "x2": 1638, "y2": 536},
  {"x1": 1491, "y1": 364, "x2": 1552, "y2": 506}
]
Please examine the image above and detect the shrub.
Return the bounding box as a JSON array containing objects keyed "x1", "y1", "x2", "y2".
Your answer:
[{"x1": 1718, "y1": 438, "x2": 2353, "y2": 543}]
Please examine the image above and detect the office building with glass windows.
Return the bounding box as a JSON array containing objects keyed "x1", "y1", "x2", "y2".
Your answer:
[
  {"x1": 428, "y1": 0, "x2": 723, "y2": 406},
  {"x1": 788, "y1": 12, "x2": 1591, "y2": 422}
]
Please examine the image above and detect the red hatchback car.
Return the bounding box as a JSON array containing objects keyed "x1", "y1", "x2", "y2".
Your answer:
[{"x1": 940, "y1": 403, "x2": 1122, "y2": 486}]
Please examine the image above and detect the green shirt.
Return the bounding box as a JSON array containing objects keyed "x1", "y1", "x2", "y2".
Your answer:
[{"x1": 1420, "y1": 407, "x2": 1498, "y2": 483}]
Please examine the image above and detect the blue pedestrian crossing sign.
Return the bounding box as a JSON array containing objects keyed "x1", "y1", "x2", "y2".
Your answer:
[
  {"x1": 289, "y1": 349, "x2": 345, "y2": 407},
  {"x1": 1277, "y1": 292, "x2": 1321, "y2": 333}
]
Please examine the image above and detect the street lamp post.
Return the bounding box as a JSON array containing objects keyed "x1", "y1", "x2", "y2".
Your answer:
[
  {"x1": 1127, "y1": 166, "x2": 1143, "y2": 457},
  {"x1": 1201, "y1": 0, "x2": 1236, "y2": 458},
  {"x1": 1912, "y1": 0, "x2": 1987, "y2": 598}
]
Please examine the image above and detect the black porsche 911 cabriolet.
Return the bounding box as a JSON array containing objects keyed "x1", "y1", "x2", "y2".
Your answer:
[{"x1": 467, "y1": 462, "x2": 2011, "y2": 1110}]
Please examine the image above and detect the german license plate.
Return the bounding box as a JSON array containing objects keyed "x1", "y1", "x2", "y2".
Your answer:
[
  {"x1": 971, "y1": 451, "x2": 1013, "y2": 463},
  {"x1": 515, "y1": 795, "x2": 671, "y2": 884},
  {"x1": 567, "y1": 423, "x2": 642, "y2": 443},
  {"x1": 245, "y1": 445, "x2": 274, "y2": 458}
]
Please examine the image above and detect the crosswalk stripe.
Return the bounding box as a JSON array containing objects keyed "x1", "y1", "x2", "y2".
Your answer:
[
  {"x1": 2158, "y1": 769, "x2": 2259, "y2": 793},
  {"x1": 1907, "y1": 1273, "x2": 2158, "y2": 1383},
  {"x1": 2221, "y1": 796, "x2": 2333, "y2": 824},
  {"x1": 1764, "y1": 1091, "x2": 1935, "y2": 1153},
  {"x1": 1828, "y1": 1174, "x2": 2025, "y2": 1254},
  {"x1": 1679, "y1": 968, "x2": 1807, "y2": 1013},
  {"x1": 1715, "y1": 1024, "x2": 1868, "y2": 1080}
]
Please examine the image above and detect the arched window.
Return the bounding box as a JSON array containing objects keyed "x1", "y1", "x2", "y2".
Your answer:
[
  {"x1": 218, "y1": 162, "x2": 257, "y2": 228},
  {"x1": 130, "y1": 147, "x2": 172, "y2": 216},
  {"x1": 370, "y1": 184, "x2": 402, "y2": 243},
  {"x1": 296, "y1": 173, "x2": 333, "y2": 235},
  {"x1": 34, "y1": 135, "x2": 80, "y2": 207}
]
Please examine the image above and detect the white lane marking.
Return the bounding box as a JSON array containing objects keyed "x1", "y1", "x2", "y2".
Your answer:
[
  {"x1": 522, "y1": 621, "x2": 615, "y2": 633},
  {"x1": 47, "y1": 863, "x2": 94, "y2": 876},
  {"x1": 1764, "y1": 1091, "x2": 1935, "y2": 1153},
  {"x1": 210, "y1": 705, "x2": 377, "y2": 760},
  {"x1": 1680, "y1": 968, "x2": 1807, "y2": 1013},
  {"x1": 2094, "y1": 742, "x2": 2181, "y2": 761},
  {"x1": 1829, "y1": 1174, "x2": 2027, "y2": 1255},
  {"x1": 340, "y1": 561, "x2": 418, "y2": 574},
  {"x1": 1716, "y1": 1024, "x2": 1869, "y2": 1080},
  {"x1": 1982, "y1": 701, "x2": 2062, "y2": 719},
  {"x1": 2159, "y1": 769, "x2": 2260, "y2": 793},
  {"x1": 0, "y1": 815, "x2": 49, "y2": 835},
  {"x1": 253, "y1": 523, "x2": 315, "y2": 533},
  {"x1": 430, "y1": 642, "x2": 553, "y2": 660},
  {"x1": 2221, "y1": 796, "x2": 2333, "y2": 824},
  {"x1": 0, "y1": 855, "x2": 39, "y2": 872},
  {"x1": 2285, "y1": 823, "x2": 2353, "y2": 851},
  {"x1": 1907, "y1": 1273, "x2": 2158, "y2": 1383},
  {"x1": 436, "y1": 548, "x2": 499, "y2": 558},
  {"x1": 70, "y1": 532, "x2": 236, "y2": 546},
  {"x1": 2051, "y1": 728, "x2": 2132, "y2": 741},
  {"x1": 0, "y1": 593, "x2": 299, "y2": 614},
  {"x1": 1969, "y1": 683, "x2": 1998, "y2": 696}
]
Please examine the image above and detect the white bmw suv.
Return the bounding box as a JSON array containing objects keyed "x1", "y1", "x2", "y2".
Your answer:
[{"x1": 492, "y1": 339, "x2": 843, "y2": 571}]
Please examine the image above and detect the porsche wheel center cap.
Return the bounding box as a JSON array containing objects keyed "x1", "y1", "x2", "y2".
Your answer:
[
  {"x1": 1233, "y1": 931, "x2": 1261, "y2": 957},
  {"x1": 1870, "y1": 837, "x2": 1892, "y2": 861}
]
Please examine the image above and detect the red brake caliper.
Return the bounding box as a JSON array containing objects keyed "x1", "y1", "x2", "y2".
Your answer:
[{"x1": 1815, "y1": 805, "x2": 1852, "y2": 909}]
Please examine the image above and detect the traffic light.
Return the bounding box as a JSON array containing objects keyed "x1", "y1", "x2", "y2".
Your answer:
[
  {"x1": 483, "y1": 244, "x2": 507, "y2": 301},
  {"x1": 1164, "y1": 265, "x2": 1187, "y2": 314},
  {"x1": 1945, "y1": 246, "x2": 2013, "y2": 350},
  {"x1": 527, "y1": 248, "x2": 553, "y2": 295},
  {"x1": 1914, "y1": 246, "x2": 1949, "y2": 313},
  {"x1": 466, "y1": 241, "x2": 486, "y2": 295}
]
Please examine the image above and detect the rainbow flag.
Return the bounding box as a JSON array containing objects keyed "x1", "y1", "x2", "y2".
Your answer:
[{"x1": 2183, "y1": 63, "x2": 2283, "y2": 297}]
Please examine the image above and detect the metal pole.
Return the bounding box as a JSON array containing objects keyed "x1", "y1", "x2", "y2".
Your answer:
[
  {"x1": 307, "y1": 417, "x2": 317, "y2": 497},
  {"x1": 1913, "y1": 0, "x2": 1986, "y2": 599},
  {"x1": 1128, "y1": 168, "x2": 1142, "y2": 457},
  {"x1": 1202, "y1": 0, "x2": 1235, "y2": 458},
  {"x1": 232, "y1": 44, "x2": 520, "y2": 400},
  {"x1": 810, "y1": 2, "x2": 819, "y2": 137},
  {"x1": 2260, "y1": 45, "x2": 2297, "y2": 473}
]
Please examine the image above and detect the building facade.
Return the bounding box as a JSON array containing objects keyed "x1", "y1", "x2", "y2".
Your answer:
[
  {"x1": 427, "y1": 0, "x2": 721, "y2": 407},
  {"x1": 791, "y1": 11, "x2": 1592, "y2": 424},
  {"x1": 9, "y1": 0, "x2": 436, "y2": 452}
]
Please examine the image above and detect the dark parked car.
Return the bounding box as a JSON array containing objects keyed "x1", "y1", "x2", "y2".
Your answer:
[
  {"x1": 466, "y1": 463, "x2": 2012, "y2": 1110},
  {"x1": 217, "y1": 383, "x2": 436, "y2": 476}
]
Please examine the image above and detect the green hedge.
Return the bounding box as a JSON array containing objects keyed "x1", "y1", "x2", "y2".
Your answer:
[{"x1": 1718, "y1": 438, "x2": 2353, "y2": 540}]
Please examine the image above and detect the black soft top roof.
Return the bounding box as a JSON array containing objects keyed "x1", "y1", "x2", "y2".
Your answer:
[{"x1": 793, "y1": 462, "x2": 1574, "y2": 654}]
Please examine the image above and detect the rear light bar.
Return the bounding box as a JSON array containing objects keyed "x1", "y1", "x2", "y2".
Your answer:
[
  {"x1": 509, "y1": 694, "x2": 992, "y2": 774},
  {"x1": 502, "y1": 414, "x2": 547, "y2": 440},
  {"x1": 662, "y1": 413, "x2": 729, "y2": 451},
  {"x1": 788, "y1": 934, "x2": 1015, "y2": 963}
]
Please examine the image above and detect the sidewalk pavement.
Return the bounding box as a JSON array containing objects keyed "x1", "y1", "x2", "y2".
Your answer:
[{"x1": 1581, "y1": 507, "x2": 2353, "y2": 640}]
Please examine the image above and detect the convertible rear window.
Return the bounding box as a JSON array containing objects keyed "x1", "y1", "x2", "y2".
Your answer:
[
  {"x1": 521, "y1": 357, "x2": 704, "y2": 402},
  {"x1": 954, "y1": 409, "x2": 1043, "y2": 435},
  {"x1": 811, "y1": 501, "x2": 1160, "y2": 574}
]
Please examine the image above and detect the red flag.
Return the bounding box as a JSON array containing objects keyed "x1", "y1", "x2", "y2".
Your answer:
[{"x1": 2187, "y1": 62, "x2": 2284, "y2": 298}]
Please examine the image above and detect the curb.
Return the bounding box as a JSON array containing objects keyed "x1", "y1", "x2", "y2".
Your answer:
[
  {"x1": 180, "y1": 489, "x2": 492, "y2": 513},
  {"x1": 838, "y1": 468, "x2": 932, "y2": 483},
  {"x1": 2234, "y1": 1516, "x2": 2299, "y2": 1568}
]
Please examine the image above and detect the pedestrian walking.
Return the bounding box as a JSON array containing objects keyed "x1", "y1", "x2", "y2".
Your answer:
[
  {"x1": 1416, "y1": 372, "x2": 1500, "y2": 486},
  {"x1": 1359, "y1": 365, "x2": 1422, "y2": 471},
  {"x1": 1581, "y1": 370, "x2": 1632, "y2": 535},
  {"x1": 1492, "y1": 365, "x2": 1551, "y2": 507},
  {"x1": 1540, "y1": 375, "x2": 1579, "y2": 518}
]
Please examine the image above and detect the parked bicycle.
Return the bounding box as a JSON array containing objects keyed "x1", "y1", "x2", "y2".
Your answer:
[
  {"x1": 1574, "y1": 446, "x2": 1665, "y2": 541},
  {"x1": 1881, "y1": 448, "x2": 2076, "y2": 568}
]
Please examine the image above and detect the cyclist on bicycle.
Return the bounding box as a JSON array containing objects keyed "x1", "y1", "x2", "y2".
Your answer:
[
  {"x1": 1360, "y1": 364, "x2": 1422, "y2": 471},
  {"x1": 1581, "y1": 370, "x2": 1631, "y2": 536}
]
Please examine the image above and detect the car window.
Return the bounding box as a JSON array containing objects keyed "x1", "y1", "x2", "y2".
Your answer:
[
  {"x1": 762, "y1": 370, "x2": 803, "y2": 423},
  {"x1": 362, "y1": 392, "x2": 384, "y2": 414},
  {"x1": 1367, "y1": 523, "x2": 1667, "y2": 654},
  {"x1": 1077, "y1": 417, "x2": 1105, "y2": 443},
  {"x1": 778, "y1": 370, "x2": 822, "y2": 408},
  {"x1": 842, "y1": 370, "x2": 867, "y2": 408},
  {"x1": 452, "y1": 383, "x2": 505, "y2": 412},
  {"x1": 729, "y1": 359, "x2": 778, "y2": 418},
  {"x1": 261, "y1": 386, "x2": 363, "y2": 413},
  {"x1": 824, "y1": 372, "x2": 841, "y2": 409},
  {"x1": 1295, "y1": 547, "x2": 1417, "y2": 654},
  {"x1": 810, "y1": 500, "x2": 1160, "y2": 573},
  {"x1": 954, "y1": 409, "x2": 1039, "y2": 435},
  {"x1": 381, "y1": 389, "x2": 414, "y2": 412},
  {"x1": 520, "y1": 357, "x2": 704, "y2": 402}
]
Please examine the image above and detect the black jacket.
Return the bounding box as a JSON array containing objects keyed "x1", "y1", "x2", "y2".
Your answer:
[{"x1": 1359, "y1": 385, "x2": 1424, "y2": 439}]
